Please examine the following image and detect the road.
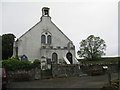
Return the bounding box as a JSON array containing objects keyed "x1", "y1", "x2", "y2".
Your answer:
[{"x1": 7, "y1": 73, "x2": 118, "y2": 88}]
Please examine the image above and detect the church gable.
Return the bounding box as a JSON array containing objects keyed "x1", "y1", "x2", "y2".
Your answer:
[
  {"x1": 17, "y1": 7, "x2": 72, "y2": 48},
  {"x1": 13, "y1": 7, "x2": 79, "y2": 65}
]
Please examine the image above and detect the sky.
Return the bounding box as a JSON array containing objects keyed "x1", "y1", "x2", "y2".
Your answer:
[{"x1": 0, "y1": 0, "x2": 119, "y2": 58}]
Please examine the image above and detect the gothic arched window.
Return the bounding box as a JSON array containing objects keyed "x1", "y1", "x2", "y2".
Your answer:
[
  {"x1": 47, "y1": 35, "x2": 51, "y2": 44},
  {"x1": 41, "y1": 32, "x2": 52, "y2": 44},
  {"x1": 41, "y1": 35, "x2": 46, "y2": 44}
]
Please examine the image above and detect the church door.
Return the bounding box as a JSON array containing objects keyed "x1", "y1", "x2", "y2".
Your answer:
[
  {"x1": 66, "y1": 52, "x2": 72, "y2": 64},
  {"x1": 52, "y1": 53, "x2": 58, "y2": 64}
]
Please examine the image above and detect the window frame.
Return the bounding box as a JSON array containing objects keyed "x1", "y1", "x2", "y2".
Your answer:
[
  {"x1": 41, "y1": 34, "x2": 46, "y2": 44},
  {"x1": 41, "y1": 32, "x2": 52, "y2": 44},
  {"x1": 47, "y1": 35, "x2": 52, "y2": 44}
]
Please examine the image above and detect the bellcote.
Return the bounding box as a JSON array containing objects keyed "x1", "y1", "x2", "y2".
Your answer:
[
  {"x1": 41, "y1": 7, "x2": 51, "y2": 21},
  {"x1": 42, "y1": 7, "x2": 50, "y2": 17}
]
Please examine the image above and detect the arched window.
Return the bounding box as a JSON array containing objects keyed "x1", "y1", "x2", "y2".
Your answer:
[
  {"x1": 47, "y1": 35, "x2": 51, "y2": 44},
  {"x1": 41, "y1": 35, "x2": 46, "y2": 44},
  {"x1": 41, "y1": 32, "x2": 52, "y2": 44},
  {"x1": 52, "y1": 53, "x2": 58, "y2": 64}
]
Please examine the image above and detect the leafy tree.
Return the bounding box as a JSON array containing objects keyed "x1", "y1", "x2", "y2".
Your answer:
[
  {"x1": 2, "y1": 34, "x2": 16, "y2": 60},
  {"x1": 77, "y1": 35, "x2": 106, "y2": 61}
]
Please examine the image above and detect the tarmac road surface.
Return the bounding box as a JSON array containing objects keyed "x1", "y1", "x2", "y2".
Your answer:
[{"x1": 7, "y1": 73, "x2": 118, "y2": 88}]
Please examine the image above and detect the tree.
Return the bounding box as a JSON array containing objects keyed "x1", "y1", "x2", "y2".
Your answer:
[
  {"x1": 2, "y1": 34, "x2": 16, "y2": 60},
  {"x1": 77, "y1": 35, "x2": 106, "y2": 61}
]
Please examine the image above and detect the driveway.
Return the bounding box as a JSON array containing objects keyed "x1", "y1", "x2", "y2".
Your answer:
[{"x1": 7, "y1": 73, "x2": 118, "y2": 88}]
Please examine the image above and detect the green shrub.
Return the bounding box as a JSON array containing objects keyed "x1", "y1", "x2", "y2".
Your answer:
[
  {"x1": 2, "y1": 57, "x2": 34, "y2": 71},
  {"x1": 33, "y1": 59, "x2": 41, "y2": 67},
  {"x1": 2, "y1": 57, "x2": 20, "y2": 71},
  {"x1": 19, "y1": 60, "x2": 32, "y2": 71}
]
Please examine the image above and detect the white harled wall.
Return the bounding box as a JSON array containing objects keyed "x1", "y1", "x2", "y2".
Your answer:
[{"x1": 13, "y1": 16, "x2": 76, "y2": 63}]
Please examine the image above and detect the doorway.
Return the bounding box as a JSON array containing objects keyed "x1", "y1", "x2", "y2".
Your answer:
[
  {"x1": 66, "y1": 52, "x2": 73, "y2": 64},
  {"x1": 52, "y1": 52, "x2": 58, "y2": 64}
]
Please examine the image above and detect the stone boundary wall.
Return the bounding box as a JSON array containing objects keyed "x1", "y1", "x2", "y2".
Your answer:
[
  {"x1": 52, "y1": 64, "x2": 81, "y2": 78},
  {"x1": 80, "y1": 64, "x2": 118, "y2": 74},
  {"x1": 7, "y1": 67, "x2": 41, "y2": 81},
  {"x1": 7, "y1": 64, "x2": 118, "y2": 81}
]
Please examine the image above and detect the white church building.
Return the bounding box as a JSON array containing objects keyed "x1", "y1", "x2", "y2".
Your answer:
[{"x1": 13, "y1": 7, "x2": 79, "y2": 69}]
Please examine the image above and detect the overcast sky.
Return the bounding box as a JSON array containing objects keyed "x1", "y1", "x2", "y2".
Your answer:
[{"x1": 1, "y1": 0, "x2": 119, "y2": 58}]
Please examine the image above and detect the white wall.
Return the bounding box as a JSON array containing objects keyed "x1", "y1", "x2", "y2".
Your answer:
[{"x1": 15, "y1": 16, "x2": 76, "y2": 62}]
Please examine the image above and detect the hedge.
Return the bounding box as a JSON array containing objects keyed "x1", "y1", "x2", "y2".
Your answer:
[{"x1": 2, "y1": 57, "x2": 41, "y2": 71}]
